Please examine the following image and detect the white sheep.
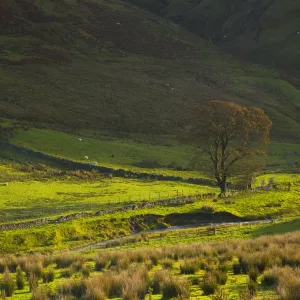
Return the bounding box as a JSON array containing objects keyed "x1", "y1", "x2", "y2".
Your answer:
[
  {"x1": 84, "y1": 156, "x2": 89, "y2": 160},
  {"x1": 92, "y1": 161, "x2": 98, "y2": 166},
  {"x1": 78, "y1": 138, "x2": 82, "y2": 141}
]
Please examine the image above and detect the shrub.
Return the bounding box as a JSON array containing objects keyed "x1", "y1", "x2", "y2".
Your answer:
[
  {"x1": 150, "y1": 255, "x2": 158, "y2": 266},
  {"x1": 213, "y1": 288, "x2": 229, "y2": 300},
  {"x1": 214, "y1": 270, "x2": 228, "y2": 285},
  {"x1": 218, "y1": 263, "x2": 230, "y2": 273},
  {"x1": 191, "y1": 277, "x2": 200, "y2": 285},
  {"x1": 59, "y1": 279, "x2": 87, "y2": 298},
  {"x1": 161, "y1": 276, "x2": 190, "y2": 299},
  {"x1": 55, "y1": 254, "x2": 84, "y2": 269},
  {"x1": 202, "y1": 272, "x2": 218, "y2": 295},
  {"x1": 201, "y1": 205, "x2": 215, "y2": 213},
  {"x1": 248, "y1": 279, "x2": 258, "y2": 296},
  {"x1": 16, "y1": 266, "x2": 25, "y2": 290},
  {"x1": 69, "y1": 261, "x2": 84, "y2": 273},
  {"x1": 24, "y1": 262, "x2": 43, "y2": 279},
  {"x1": 161, "y1": 259, "x2": 173, "y2": 269},
  {"x1": 233, "y1": 263, "x2": 242, "y2": 275},
  {"x1": 145, "y1": 261, "x2": 153, "y2": 271},
  {"x1": 95, "y1": 260, "x2": 107, "y2": 272},
  {"x1": 262, "y1": 271, "x2": 278, "y2": 286},
  {"x1": 31, "y1": 287, "x2": 50, "y2": 300},
  {"x1": 1, "y1": 268, "x2": 15, "y2": 297},
  {"x1": 269, "y1": 266, "x2": 300, "y2": 299},
  {"x1": 238, "y1": 287, "x2": 252, "y2": 300},
  {"x1": 85, "y1": 279, "x2": 107, "y2": 300},
  {"x1": 61, "y1": 268, "x2": 73, "y2": 278},
  {"x1": 121, "y1": 271, "x2": 150, "y2": 300},
  {"x1": 28, "y1": 273, "x2": 39, "y2": 292},
  {"x1": 42, "y1": 269, "x2": 55, "y2": 283},
  {"x1": 199, "y1": 259, "x2": 210, "y2": 270},
  {"x1": 248, "y1": 266, "x2": 259, "y2": 282},
  {"x1": 180, "y1": 259, "x2": 199, "y2": 274},
  {"x1": 134, "y1": 160, "x2": 162, "y2": 169},
  {"x1": 82, "y1": 267, "x2": 90, "y2": 278},
  {"x1": 152, "y1": 270, "x2": 168, "y2": 294}
]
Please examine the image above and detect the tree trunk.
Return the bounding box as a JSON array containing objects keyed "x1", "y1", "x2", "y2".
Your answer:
[
  {"x1": 218, "y1": 179, "x2": 227, "y2": 196},
  {"x1": 220, "y1": 181, "x2": 226, "y2": 192}
]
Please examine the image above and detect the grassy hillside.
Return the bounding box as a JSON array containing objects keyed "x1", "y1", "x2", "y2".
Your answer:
[
  {"x1": 124, "y1": 0, "x2": 300, "y2": 77},
  {"x1": 7, "y1": 127, "x2": 300, "y2": 173},
  {"x1": 1, "y1": 0, "x2": 300, "y2": 138}
]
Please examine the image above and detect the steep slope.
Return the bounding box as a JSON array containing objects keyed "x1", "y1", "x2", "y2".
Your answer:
[
  {"x1": 124, "y1": 0, "x2": 300, "y2": 77},
  {"x1": 1, "y1": 0, "x2": 300, "y2": 138}
]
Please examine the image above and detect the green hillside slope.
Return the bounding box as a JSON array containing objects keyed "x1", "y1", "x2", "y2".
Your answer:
[
  {"x1": 124, "y1": 0, "x2": 300, "y2": 77},
  {"x1": 1, "y1": 0, "x2": 300, "y2": 138}
]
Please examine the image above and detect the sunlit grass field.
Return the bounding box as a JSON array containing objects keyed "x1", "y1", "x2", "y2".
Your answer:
[{"x1": 0, "y1": 178, "x2": 217, "y2": 222}]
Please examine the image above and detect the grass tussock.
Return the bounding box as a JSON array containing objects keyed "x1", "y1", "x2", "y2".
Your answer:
[{"x1": 0, "y1": 228, "x2": 299, "y2": 299}]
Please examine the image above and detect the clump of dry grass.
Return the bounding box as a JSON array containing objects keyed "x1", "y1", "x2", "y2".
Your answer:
[
  {"x1": 0, "y1": 268, "x2": 15, "y2": 297},
  {"x1": 161, "y1": 258, "x2": 173, "y2": 269},
  {"x1": 58, "y1": 278, "x2": 87, "y2": 298},
  {"x1": 263, "y1": 267, "x2": 300, "y2": 299},
  {"x1": 63, "y1": 264, "x2": 150, "y2": 300},
  {"x1": 54, "y1": 254, "x2": 85, "y2": 269},
  {"x1": 151, "y1": 269, "x2": 189, "y2": 299},
  {"x1": 31, "y1": 287, "x2": 50, "y2": 300},
  {"x1": 159, "y1": 270, "x2": 190, "y2": 299},
  {"x1": 28, "y1": 273, "x2": 39, "y2": 292},
  {"x1": 180, "y1": 258, "x2": 199, "y2": 274}
]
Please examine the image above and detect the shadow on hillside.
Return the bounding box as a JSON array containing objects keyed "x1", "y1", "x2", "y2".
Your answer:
[{"x1": 253, "y1": 218, "x2": 300, "y2": 236}]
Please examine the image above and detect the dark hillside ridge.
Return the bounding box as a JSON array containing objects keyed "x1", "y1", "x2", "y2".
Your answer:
[
  {"x1": 1, "y1": 0, "x2": 300, "y2": 138},
  {"x1": 123, "y1": 0, "x2": 300, "y2": 77}
]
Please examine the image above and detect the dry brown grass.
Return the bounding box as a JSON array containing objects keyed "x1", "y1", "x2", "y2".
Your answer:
[
  {"x1": 264, "y1": 267, "x2": 300, "y2": 300},
  {"x1": 0, "y1": 229, "x2": 299, "y2": 299}
]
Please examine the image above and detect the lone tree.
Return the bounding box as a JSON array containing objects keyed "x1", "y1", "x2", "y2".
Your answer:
[{"x1": 183, "y1": 100, "x2": 272, "y2": 194}]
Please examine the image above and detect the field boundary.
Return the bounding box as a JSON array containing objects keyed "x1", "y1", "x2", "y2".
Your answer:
[{"x1": 0, "y1": 194, "x2": 215, "y2": 231}]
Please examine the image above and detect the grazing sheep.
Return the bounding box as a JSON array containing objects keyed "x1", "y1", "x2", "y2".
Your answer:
[
  {"x1": 78, "y1": 138, "x2": 82, "y2": 141},
  {"x1": 92, "y1": 161, "x2": 98, "y2": 166},
  {"x1": 84, "y1": 156, "x2": 89, "y2": 160}
]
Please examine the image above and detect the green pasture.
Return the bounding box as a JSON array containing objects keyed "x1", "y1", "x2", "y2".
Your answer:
[
  {"x1": 9, "y1": 128, "x2": 300, "y2": 175},
  {"x1": 1, "y1": 173, "x2": 300, "y2": 253},
  {"x1": 9, "y1": 128, "x2": 205, "y2": 178},
  {"x1": 1, "y1": 172, "x2": 299, "y2": 225},
  {"x1": 0, "y1": 178, "x2": 217, "y2": 223}
]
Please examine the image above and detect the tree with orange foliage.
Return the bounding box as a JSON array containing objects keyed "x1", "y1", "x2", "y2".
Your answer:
[{"x1": 183, "y1": 100, "x2": 272, "y2": 194}]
